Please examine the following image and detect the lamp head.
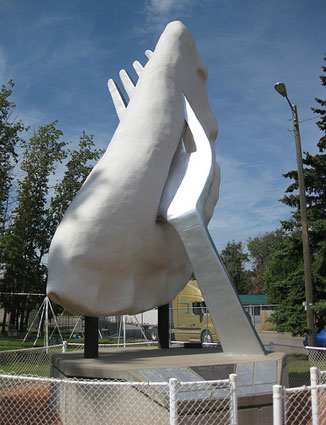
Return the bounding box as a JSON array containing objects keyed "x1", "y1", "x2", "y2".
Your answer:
[{"x1": 274, "y1": 82, "x2": 288, "y2": 98}]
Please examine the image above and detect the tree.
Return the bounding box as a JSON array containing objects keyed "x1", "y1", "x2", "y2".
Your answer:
[
  {"x1": 0, "y1": 121, "x2": 66, "y2": 331},
  {"x1": 0, "y1": 81, "x2": 27, "y2": 332},
  {"x1": 248, "y1": 229, "x2": 286, "y2": 294},
  {"x1": 0, "y1": 80, "x2": 105, "y2": 332},
  {"x1": 264, "y1": 231, "x2": 307, "y2": 335},
  {"x1": 48, "y1": 131, "x2": 104, "y2": 237},
  {"x1": 220, "y1": 240, "x2": 252, "y2": 294},
  {"x1": 0, "y1": 80, "x2": 26, "y2": 234},
  {"x1": 265, "y1": 57, "x2": 326, "y2": 335}
]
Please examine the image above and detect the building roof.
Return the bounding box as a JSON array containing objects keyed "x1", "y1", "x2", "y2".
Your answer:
[{"x1": 238, "y1": 294, "x2": 267, "y2": 305}]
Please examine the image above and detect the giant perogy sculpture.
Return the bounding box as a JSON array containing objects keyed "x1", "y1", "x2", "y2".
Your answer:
[{"x1": 47, "y1": 21, "x2": 265, "y2": 356}]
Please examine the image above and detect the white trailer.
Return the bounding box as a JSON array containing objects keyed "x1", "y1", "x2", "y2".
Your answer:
[{"x1": 124, "y1": 308, "x2": 158, "y2": 340}]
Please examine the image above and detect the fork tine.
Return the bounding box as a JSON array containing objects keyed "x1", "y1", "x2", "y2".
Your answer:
[
  {"x1": 109, "y1": 51, "x2": 150, "y2": 120},
  {"x1": 145, "y1": 50, "x2": 153, "y2": 59},
  {"x1": 107, "y1": 79, "x2": 127, "y2": 121},
  {"x1": 119, "y1": 69, "x2": 136, "y2": 99},
  {"x1": 133, "y1": 61, "x2": 143, "y2": 77}
]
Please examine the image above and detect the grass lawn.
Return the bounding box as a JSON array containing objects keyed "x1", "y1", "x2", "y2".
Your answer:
[
  {"x1": 0, "y1": 333, "x2": 46, "y2": 351},
  {"x1": 0, "y1": 332, "x2": 146, "y2": 378},
  {"x1": 287, "y1": 354, "x2": 311, "y2": 387},
  {"x1": 0, "y1": 331, "x2": 149, "y2": 351}
]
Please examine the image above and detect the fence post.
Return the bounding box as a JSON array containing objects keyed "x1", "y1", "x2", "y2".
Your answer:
[
  {"x1": 62, "y1": 340, "x2": 68, "y2": 353},
  {"x1": 310, "y1": 367, "x2": 319, "y2": 425},
  {"x1": 169, "y1": 378, "x2": 179, "y2": 425},
  {"x1": 230, "y1": 373, "x2": 238, "y2": 425},
  {"x1": 273, "y1": 384, "x2": 283, "y2": 425},
  {"x1": 45, "y1": 296, "x2": 49, "y2": 354}
]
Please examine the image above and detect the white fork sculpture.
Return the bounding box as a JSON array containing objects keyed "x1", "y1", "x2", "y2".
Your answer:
[{"x1": 108, "y1": 52, "x2": 265, "y2": 356}]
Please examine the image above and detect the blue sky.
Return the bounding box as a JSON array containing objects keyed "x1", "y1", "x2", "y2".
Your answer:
[{"x1": 1, "y1": 0, "x2": 325, "y2": 252}]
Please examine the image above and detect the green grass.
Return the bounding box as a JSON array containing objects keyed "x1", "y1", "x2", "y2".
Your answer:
[
  {"x1": 0, "y1": 330, "x2": 149, "y2": 351},
  {"x1": 0, "y1": 333, "x2": 45, "y2": 351},
  {"x1": 0, "y1": 332, "x2": 143, "y2": 379},
  {"x1": 286, "y1": 354, "x2": 311, "y2": 387}
]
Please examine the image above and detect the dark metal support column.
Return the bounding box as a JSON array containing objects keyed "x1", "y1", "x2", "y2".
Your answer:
[
  {"x1": 158, "y1": 304, "x2": 169, "y2": 348},
  {"x1": 84, "y1": 316, "x2": 99, "y2": 358}
]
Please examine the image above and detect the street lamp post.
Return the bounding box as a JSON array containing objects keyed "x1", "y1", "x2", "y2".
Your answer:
[{"x1": 274, "y1": 82, "x2": 316, "y2": 346}]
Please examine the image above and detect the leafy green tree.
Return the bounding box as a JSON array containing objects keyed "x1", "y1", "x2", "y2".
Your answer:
[
  {"x1": 48, "y1": 131, "x2": 104, "y2": 237},
  {"x1": 265, "y1": 57, "x2": 326, "y2": 335},
  {"x1": 0, "y1": 80, "x2": 26, "y2": 234},
  {"x1": 220, "y1": 240, "x2": 252, "y2": 294},
  {"x1": 0, "y1": 81, "x2": 27, "y2": 332},
  {"x1": 0, "y1": 81, "x2": 104, "y2": 332},
  {"x1": 0, "y1": 121, "x2": 66, "y2": 331},
  {"x1": 248, "y1": 229, "x2": 286, "y2": 294}
]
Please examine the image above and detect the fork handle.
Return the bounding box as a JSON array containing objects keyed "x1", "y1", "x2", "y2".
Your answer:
[{"x1": 169, "y1": 213, "x2": 265, "y2": 356}]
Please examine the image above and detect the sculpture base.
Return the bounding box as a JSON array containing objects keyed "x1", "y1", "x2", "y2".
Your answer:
[{"x1": 51, "y1": 346, "x2": 288, "y2": 425}]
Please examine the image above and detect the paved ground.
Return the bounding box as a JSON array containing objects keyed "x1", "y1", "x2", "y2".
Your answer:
[{"x1": 257, "y1": 330, "x2": 306, "y2": 354}]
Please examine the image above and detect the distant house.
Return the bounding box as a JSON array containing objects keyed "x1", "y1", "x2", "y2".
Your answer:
[{"x1": 239, "y1": 294, "x2": 276, "y2": 330}]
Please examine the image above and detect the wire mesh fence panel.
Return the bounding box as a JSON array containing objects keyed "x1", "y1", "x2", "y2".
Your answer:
[
  {"x1": 0, "y1": 375, "x2": 171, "y2": 425},
  {"x1": 0, "y1": 375, "x2": 60, "y2": 425},
  {"x1": 317, "y1": 385, "x2": 326, "y2": 425},
  {"x1": 0, "y1": 345, "x2": 236, "y2": 424},
  {"x1": 66, "y1": 342, "x2": 157, "y2": 352},
  {"x1": 0, "y1": 372, "x2": 235, "y2": 425},
  {"x1": 56, "y1": 379, "x2": 171, "y2": 425},
  {"x1": 307, "y1": 347, "x2": 326, "y2": 371},
  {"x1": 175, "y1": 380, "x2": 232, "y2": 425},
  {"x1": 65, "y1": 343, "x2": 84, "y2": 352},
  {"x1": 285, "y1": 387, "x2": 312, "y2": 425},
  {"x1": 319, "y1": 371, "x2": 326, "y2": 385},
  {"x1": 0, "y1": 345, "x2": 63, "y2": 377}
]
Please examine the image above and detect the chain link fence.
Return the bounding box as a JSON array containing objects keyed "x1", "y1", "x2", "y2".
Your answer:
[
  {"x1": 284, "y1": 386, "x2": 312, "y2": 425},
  {"x1": 0, "y1": 344, "x2": 236, "y2": 425},
  {"x1": 306, "y1": 346, "x2": 326, "y2": 371},
  {"x1": 284, "y1": 385, "x2": 326, "y2": 425},
  {"x1": 0, "y1": 342, "x2": 156, "y2": 378},
  {"x1": 273, "y1": 367, "x2": 326, "y2": 425},
  {"x1": 319, "y1": 371, "x2": 326, "y2": 385},
  {"x1": 0, "y1": 373, "x2": 235, "y2": 425},
  {"x1": 0, "y1": 345, "x2": 63, "y2": 377}
]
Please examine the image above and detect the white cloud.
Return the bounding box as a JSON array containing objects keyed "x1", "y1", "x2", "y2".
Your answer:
[
  {"x1": 137, "y1": 0, "x2": 197, "y2": 35},
  {"x1": 145, "y1": 0, "x2": 195, "y2": 15}
]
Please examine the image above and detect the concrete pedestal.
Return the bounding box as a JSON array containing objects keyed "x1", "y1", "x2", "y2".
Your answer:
[{"x1": 51, "y1": 347, "x2": 288, "y2": 425}]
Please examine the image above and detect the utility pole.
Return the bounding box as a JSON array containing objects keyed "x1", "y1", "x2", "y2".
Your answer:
[{"x1": 274, "y1": 82, "x2": 316, "y2": 346}]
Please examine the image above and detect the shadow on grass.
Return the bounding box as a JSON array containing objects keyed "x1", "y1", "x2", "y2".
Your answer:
[{"x1": 287, "y1": 354, "x2": 311, "y2": 387}]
